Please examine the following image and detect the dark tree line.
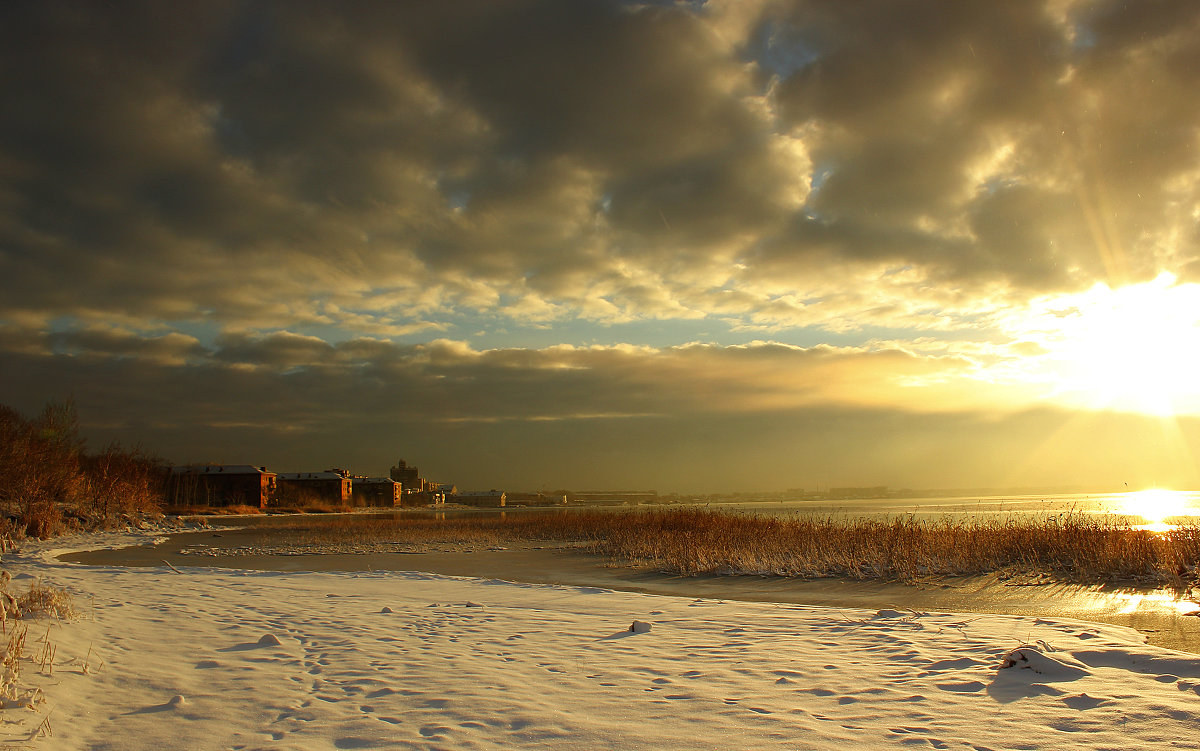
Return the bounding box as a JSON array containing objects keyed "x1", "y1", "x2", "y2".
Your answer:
[{"x1": 0, "y1": 399, "x2": 167, "y2": 538}]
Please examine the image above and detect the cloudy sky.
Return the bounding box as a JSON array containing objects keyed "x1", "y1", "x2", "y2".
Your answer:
[{"x1": 3, "y1": 0, "x2": 1200, "y2": 492}]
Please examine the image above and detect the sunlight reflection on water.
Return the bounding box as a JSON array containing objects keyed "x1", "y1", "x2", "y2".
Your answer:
[
  {"x1": 1111, "y1": 591, "x2": 1200, "y2": 615},
  {"x1": 718, "y1": 489, "x2": 1200, "y2": 531},
  {"x1": 1116, "y1": 489, "x2": 1199, "y2": 532}
]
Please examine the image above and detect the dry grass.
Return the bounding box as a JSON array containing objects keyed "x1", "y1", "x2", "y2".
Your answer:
[
  {"x1": 178, "y1": 504, "x2": 264, "y2": 516},
  {"x1": 298, "y1": 502, "x2": 353, "y2": 514},
  {"x1": 0, "y1": 579, "x2": 74, "y2": 713},
  {"x1": 588, "y1": 510, "x2": 1200, "y2": 586},
  {"x1": 271, "y1": 510, "x2": 596, "y2": 547},
  {"x1": 0, "y1": 624, "x2": 29, "y2": 706},
  {"x1": 270, "y1": 508, "x2": 1200, "y2": 589},
  {"x1": 16, "y1": 581, "x2": 76, "y2": 621}
]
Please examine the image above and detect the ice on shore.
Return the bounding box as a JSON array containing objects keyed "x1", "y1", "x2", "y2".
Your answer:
[{"x1": 1, "y1": 531, "x2": 1199, "y2": 749}]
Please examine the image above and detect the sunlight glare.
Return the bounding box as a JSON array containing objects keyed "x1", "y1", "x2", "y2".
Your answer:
[
  {"x1": 1119, "y1": 488, "x2": 1194, "y2": 532},
  {"x1": 1011, "y1": 273, "x2": 1200, "y2": 416}
]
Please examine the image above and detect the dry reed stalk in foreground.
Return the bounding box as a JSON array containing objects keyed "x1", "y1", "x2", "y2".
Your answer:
[
  {"x1": 0, "y1": 624, "x2": 42, "y2": 710},
  {"x1": 0, "y1": 579, "x2": 76, "y2": 714}
]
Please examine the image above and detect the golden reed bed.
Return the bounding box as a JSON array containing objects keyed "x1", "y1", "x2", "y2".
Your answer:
[{"x1": 268, "y1": 508, "x2": 1200, "y2": 590}]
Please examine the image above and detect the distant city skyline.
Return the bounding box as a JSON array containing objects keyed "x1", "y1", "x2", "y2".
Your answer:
[{"x1": 4, "y1": 1, "x2": 1200, "y2": 493}]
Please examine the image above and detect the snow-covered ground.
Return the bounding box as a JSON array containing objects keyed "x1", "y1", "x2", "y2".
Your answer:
[{"x1": 2, "y1": 529, "x2": 1200, "y2": 750}]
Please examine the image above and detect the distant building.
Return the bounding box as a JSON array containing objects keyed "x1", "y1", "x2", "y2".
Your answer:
[
  {"x1": 390, "y1": 459, "x2": 424, "y2": 493},
  {"x1": 351, "y1": 477, "x2": 402, "y2": 507},
  {"x1": 168, "y1": 465, "x2": 276, "y2": 508},
  {"x1": 827, "y1": 486, "x2": 889, "y2": 500},
  {"x1": 277, "y1": 471, "x2": 353, "y2": 505},
  {"x1": 454, "y1": 490, "x2": 506, "y2": 507},
  {"x1": 506, "y1": 492, "x2": 567, "y2": 506},
  {"x1": 568, "y1": 491, "x2": 658, "y2": 505}
]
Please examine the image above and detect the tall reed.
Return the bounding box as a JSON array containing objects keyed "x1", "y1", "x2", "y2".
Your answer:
[{"x1": 268, "y1": 508, "x2": 1200, "y2": 588}]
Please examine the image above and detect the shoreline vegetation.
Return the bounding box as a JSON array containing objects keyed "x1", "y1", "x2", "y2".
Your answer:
[
  {"x1": 265, "y1": 508, "x2": 1200, "y2": 593},
  {"x1": 2, "y1": 399, "x2": 1198, "y2": 595},
  {"x1": 0, "y1": 400, "x2": 164, "y2": 539},
  {"x1": 0, "y1": 399, "x2": 355, "y2": 536}
]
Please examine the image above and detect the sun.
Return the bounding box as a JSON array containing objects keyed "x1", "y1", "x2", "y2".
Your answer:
[
  {"x1": 1013, "y1": 273, "x2": 1200, "y2": 416},
  {"x1": 1118, "y1": 488, "x2": 1194, "y2": 532}
]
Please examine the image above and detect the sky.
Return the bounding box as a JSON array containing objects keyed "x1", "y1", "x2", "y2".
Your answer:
[{"x1": 3, "y1": 0, "x2": 1200, "y2": 493}]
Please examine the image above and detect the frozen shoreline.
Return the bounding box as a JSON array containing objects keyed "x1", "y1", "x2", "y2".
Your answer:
[
  {"x1": 63, "y1": 520, "x2": 1200, "y2": 654},
  {"x1": 3, "y1": 527, "x2": 1200, "y2": 749}
]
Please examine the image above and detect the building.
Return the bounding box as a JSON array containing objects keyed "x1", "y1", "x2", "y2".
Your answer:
[
  {"x1": 167, "y1": 465, "x2": 276, "y2": 508},
  {"x1": 401, "y1": 488, "x2": 447, "y2": 507},
  {"x1": 454, "y1": 490, "x2": 506, "y2": 507},
  {"x1": 351, "y1": 477, "x2": 402, "y2": 507},
  {"x1": 389, "y1": 459, "x2": 424, "y2": 492},
  {"x1": 506, "y1": 492, "x2": 567, "y2": 506},
  {"x1": 277, "y1": 471, "x2": 353, "y2": 505},
  {"x1": 827, "y1": 486, "x2": 889, "y2": 500},
  {"x1": 568, "y1": 491, "x2": 659, "y2": 505}
]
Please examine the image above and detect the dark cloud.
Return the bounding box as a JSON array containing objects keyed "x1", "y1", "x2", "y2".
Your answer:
[
  {"x1": 4, "y1": 0, "x2": 1196, "y2": 328},
  {"x1": 3, "y1": 1, "x2": 1200, "y2": 488},
  {"x1": 4, "y1": 339, "x2": 1198, "y2": 491},
  {"x1": 767, "y1": 0, "x2": 1200, "y2": 288}
]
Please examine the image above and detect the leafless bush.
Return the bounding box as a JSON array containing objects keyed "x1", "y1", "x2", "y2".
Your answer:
[
  {"x1": 0, "y1": 400, "x2": 169, "y2": 536},
  {"x1": 0, "y1": 401, "x2": 86, "y2": 537},
  {"x1": 80, "y1": 443, "x2": 167, "y2": 520}
]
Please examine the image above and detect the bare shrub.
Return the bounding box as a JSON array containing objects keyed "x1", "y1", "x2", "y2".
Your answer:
[
  {"x1": 80, "y1": 443, "x2": 167, "y2": 520},
  {"x1": 0, "y1": 400, "x2": 87, "y2": 537},
  {"x1": 0, "y1": 400, "x2": 171, "y2": 535},
  {"x1": 19, "y1": 502, "x2": 64, "y2": 540}
]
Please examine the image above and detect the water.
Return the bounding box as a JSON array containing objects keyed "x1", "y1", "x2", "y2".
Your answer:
[{"x1": 673, "y1": 489, "x2": 1200, "y2": 530}]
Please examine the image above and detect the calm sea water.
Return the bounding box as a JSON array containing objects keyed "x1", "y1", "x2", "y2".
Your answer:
[{"x1": 684, "y1": 490, "x2": 1200, "y2": 529}]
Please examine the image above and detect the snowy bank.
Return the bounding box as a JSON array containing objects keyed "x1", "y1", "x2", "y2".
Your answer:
[{"x1": 1, "y1": 531, "x2": 1199, "y2": 749}]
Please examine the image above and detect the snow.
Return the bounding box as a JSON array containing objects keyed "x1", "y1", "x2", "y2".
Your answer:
[{"x1": 2, "y1": 529, "x2": 1200, "y2": 749}]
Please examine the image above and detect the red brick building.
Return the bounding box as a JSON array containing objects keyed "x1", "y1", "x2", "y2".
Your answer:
[
  {"x1": 351, "y1": 477, "x2": 402, "y2": 507},
  {"x1": 168, "y1": 465, "x2": 276, "y2": 508},
  {"x1": 277, "y1": 471, "x2": 353, "y2": 505}
]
